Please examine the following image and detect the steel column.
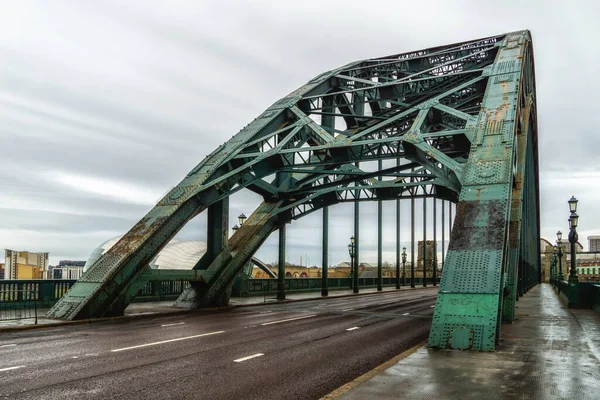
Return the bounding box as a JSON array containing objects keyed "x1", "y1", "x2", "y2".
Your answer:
[
  {"x1": 433, "y1": 198, "x2": 437, "y2": 286},
  {"x1": 321, "y1": 201, "x2": 329, "y2": 297},
  {"x1": 377, "y1": 158, "x2": 383, "y2": 291},
  {"x1": 423, "y1": 197, "x2": 427, "y2": 287},
  {"x1": 277, "y1": 224, "x2": 286, "y2": 300},
  {"x1": 396, "y1": 184, "x2": 401, "y2": 289},
  {"x1": 411, "y1": 197, "x2": 415, "y2": 288},
  {"x1": 353, "y1": 162, "x2": 360, "y2": 294}
]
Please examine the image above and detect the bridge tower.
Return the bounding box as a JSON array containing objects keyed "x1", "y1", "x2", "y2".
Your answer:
[{"x1": 48, "y1": 31, "x2": 539, "y2": 351}]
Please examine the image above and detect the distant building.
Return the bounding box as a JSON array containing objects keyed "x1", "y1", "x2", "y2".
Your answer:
[
  {"x1": 576, "y1": 260, "x2": 600, "y2": 282},
  {"x1": 588, "y1": 236, "x2": 600, "y2": 252},
  {"x1": 0, "y1": 263, "x2": 4, "y2": 280},
  {"x1": 417, "y1": 240, "x2": 438, "y2": 274},
  {"x1": 51, "y1": 260, "x2": 87, "y2": 280},
  {"x1": 4, "y1": 249, "x2": 49, "y2": 280}
]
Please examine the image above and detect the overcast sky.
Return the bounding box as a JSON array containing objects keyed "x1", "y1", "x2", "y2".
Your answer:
[{"x1": 1, "y1": 0, "x2": 598, "y2": 267}]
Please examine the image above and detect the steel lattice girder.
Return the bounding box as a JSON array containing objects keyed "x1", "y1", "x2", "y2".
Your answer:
[
  {"x1": 428, "y1": 31, "x2": 540, "y2": 351},
  {"x1": 48, "y1": 31, "x2": 539, "y2": 329}
]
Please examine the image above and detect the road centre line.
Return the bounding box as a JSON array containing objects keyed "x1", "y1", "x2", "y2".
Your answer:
[
  {"x1": 0, "y1": 344, "x2": 17, "y2": 348},
  {"x1": 261, "y1": 314, "x2": 317, "y2": 326},
  {"x1": 402, "y1": 313, "x2": 410, "y2": 316},
  {"x1": 346, "y1": 327, "x2": 360, "y2": 331},
  {"x1": 161, "y1": 322, "x2": 186, "y2": 327},
  {"x1": 234, "y1": 353, "x2": 264, "y2": 362},
  {"x1": 341, "y1": 308, "x2": 354, "y2": 311},
  {"x1": 111, "y1": 331, "x2": 225, "y2": 352},
  {"x1": 0, "y1": 366, "x2": 25, "y2": 372}
]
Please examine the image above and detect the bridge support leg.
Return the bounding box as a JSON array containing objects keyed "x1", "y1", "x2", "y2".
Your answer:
[
  {"x1": 277, "y1": 225, "x2": 286, "y2": 300},
  {"x1": 377, "y1": 159, "x2": 383, "y2": 291},
  {"x1": 411, "y1": 197, "x2": 415, "y2": 288},
  {"x1": 321, "y1": 204, "x2": 329, "y2": 297},
  {"x1": 433, "y1": 199, "x2": 437, "y2": 286},
  {"x1": 423, "y1": 197, "x2": 427, "y2": 287},
  {"x1": 428, "y1": 32, "x2": 538, "y2": 351},
  {"x1": 353, "y1": 164, "x2": 360, "y2": 294},
  {"x1": 396, "y1": 193, "x2": 401, "y2": 289}
]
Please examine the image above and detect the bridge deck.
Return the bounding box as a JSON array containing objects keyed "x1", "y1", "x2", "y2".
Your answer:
[{"x1": 336, "y1": 283, "x2": 600, "y2": 399}]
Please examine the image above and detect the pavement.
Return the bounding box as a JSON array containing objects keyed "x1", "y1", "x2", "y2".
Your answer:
[{"x1": 334, "y1": 283, "x2": 600, "y2": 400}]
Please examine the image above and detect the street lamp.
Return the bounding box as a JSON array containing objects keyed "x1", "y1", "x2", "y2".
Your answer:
[
  {"x1": 401, "y1": 247, "x2": 407, "y2": 287},
  {"x1": 567, "y1": 196, "x2": 579, "y2": 283},
  {"x1": 238, "y1": 213, "x2": 247, "y2": 226},
  {"x1": 567, "y1": 196, "x2": 579, "y2": 282},
  {"x1": 348, "y1": 236, "x2": 358, "y2": 293},
  {"x1": 395, "y1": 248, "x2": 401, "y2": 290},
  {"x1": 232, "y1": 224, "x2": 239, "y2": 235},
  {"x1": 556, "y1": 231, "x2": 564, "y2": 282},
  {"x1": 551, "y1": 245, "x2": 557, "y2": 286}
]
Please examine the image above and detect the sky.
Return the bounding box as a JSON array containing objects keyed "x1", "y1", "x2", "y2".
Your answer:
[{"x1": 0, "y1": 0, "x2": 599, "y2": 267}]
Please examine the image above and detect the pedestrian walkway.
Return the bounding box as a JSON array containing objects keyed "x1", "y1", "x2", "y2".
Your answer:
[
  {"x1": 333, "y1": 284, "x2": 600, "y2": 400},
  {"x1": 0, "y1": 285, "x2": 417, "y2": 329}
]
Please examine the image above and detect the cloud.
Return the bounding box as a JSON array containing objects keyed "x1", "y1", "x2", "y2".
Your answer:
[{"x1": 0, "y1": 0, "x2": 599, "y2": 266}]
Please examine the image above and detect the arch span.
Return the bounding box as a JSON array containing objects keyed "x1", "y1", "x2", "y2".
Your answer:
[{"x1": 48, "y1": 31, "x2": 539, "y2": 352}]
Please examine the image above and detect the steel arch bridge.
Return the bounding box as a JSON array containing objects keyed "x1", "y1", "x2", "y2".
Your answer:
[{"x1": 48, "y1": 30, "x2": 540, "y2": 351}]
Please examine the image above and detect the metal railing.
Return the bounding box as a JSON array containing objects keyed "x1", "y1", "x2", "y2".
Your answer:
[
  {"x1": 0, "y1": 290, "x2": 38, "y2": 323},
  {"x1": 234, "y1": 277, "x2": 437, "y2": 297},
  {"x1": 0, "y1": 280, "x2": 75, "y2": 308}
]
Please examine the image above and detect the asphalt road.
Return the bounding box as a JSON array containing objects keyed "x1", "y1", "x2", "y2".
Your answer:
[{"x1": 0, "y1": 287, "x2": 437, "y2": 400}]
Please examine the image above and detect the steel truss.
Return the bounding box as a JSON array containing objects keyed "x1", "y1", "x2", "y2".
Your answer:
[{"x1": 49, "y1": 31, "x2": 540, "y2": 352}]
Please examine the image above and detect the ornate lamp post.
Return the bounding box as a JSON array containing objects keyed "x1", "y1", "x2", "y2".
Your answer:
[
  {"x1": 348, "y1": 236, "x2": 357, "y2": 293},
  {"x1": 395, "y1": 250, "x2": 401, "y2": 290},
  {"x1": 556, "y1": 230, "x2": 564, "y2": 282},
  {"x1": 551, "y1": 245, "x2": 557, "y2": 286},
  {"x1": 238, "y1": 213, "x2": 247, "y2": 226},
  {"x1": 401, "y1": 247, "x2": 407, "y2": 287},
  {"x1": 567, "y1": 196, "x2": 579, "y2": 283}
]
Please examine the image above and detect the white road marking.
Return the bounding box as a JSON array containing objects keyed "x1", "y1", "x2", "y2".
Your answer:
[
  {"x1": 346, "y1": 327, "x2": 360, "y2": 331},
  {"x1": 402, "y1": 312, "x2": 410, "y2": 316},
  {"x1": 430, "y1": 305, "x2": 435, "y2": 308},
  {"x1": 341, "y1": 308, "x2": 354, "y2": 311},
  {"x1": 261, "y1": 314, "x2": 316, "y2": 326},
  {"x1": 72, "y1": 356, "x2": 79, "y2": 359},
  {"x1": 85, "y1": 353, "x2": 99, "y2": 357},
  {"x1": 111, "y1": 330, "x2": 225, "y2": 352},
  {"x1": 0, "y1": 366, "x2": 25, "y2": 372},
  {"x1": 0, "y1": 344, "x2": 17, "y2": 348},
  {"x1": 161, "y1": 322, "x2": 186, "y2": 327},
  {"x1": 234, "y1": 353, "x2": 264, "y2": 362},
  {"x1": 259, "y1": 311, "x2": 272, "y2": 314}
]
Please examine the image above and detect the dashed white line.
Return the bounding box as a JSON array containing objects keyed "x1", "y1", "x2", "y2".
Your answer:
[
  {"x1": 346, "y1": 327, "x2": 360, "y2": 331},
  {"x1": 402, "y1": 312, "x2": 411, "y2": 316},
  {"x1": 0, "y1": 366, "x2": 25, "y2": 372},
  {"x1": 111, "y1": 330, "x2": 225, "y2": 352},
  {"x1": 161, "y1": 322, "x2": 186, "y2": 327},
  {"x1": 234, "y1": 353, "x2": 264, "y2": 362},
  {"x1": 261, "y1": 314, "x2": 316, "y2": 326},
  {"x1": 259, "y1": 311, "x2": 273, "y2": 314},
  {"x1": 0, "y1": 344, "x2": 17, "y2": 348},
  {"x1": 341, "y1": 308, "x2": 354, "y2": 311},
  {"x1": 430, "y1": 305, "x2": 435, "y2": 308}
]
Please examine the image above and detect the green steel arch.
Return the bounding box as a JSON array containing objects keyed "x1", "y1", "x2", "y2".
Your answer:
[{"x1": 48, "y1": 31, "x2": 539, "y2": 351}]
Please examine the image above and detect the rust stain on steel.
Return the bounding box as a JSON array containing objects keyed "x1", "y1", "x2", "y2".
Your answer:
[
  {"x1": 449, "y1": 200, "x2": 507, "y2": 251},
  {"x1": 110, "y1": 216, "x2": 167, "y2": 255}
]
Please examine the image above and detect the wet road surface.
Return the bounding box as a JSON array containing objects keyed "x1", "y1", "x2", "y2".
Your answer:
[{"x1": 0, "y1": 287, "x2": 437, "y2": 400}]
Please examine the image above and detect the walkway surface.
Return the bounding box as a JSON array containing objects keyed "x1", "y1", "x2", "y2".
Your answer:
[
  {"x1": 0, "y1": 285, "x2": 401, "y2": 328},
  {"x1": 335, "y1": 283, "x2": 600, "y2": 400}
]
